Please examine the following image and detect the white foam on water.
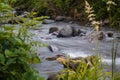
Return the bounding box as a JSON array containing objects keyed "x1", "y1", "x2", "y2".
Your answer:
[
  {"x1": 61, "y1": 50, "x2": 90, "y2": 58},
  {"x1": 102, "y1": 58, "x2": 120, "y2": 65},
  {"x1": 62, "y1": 50, "x2": 120, "y2": 65}
]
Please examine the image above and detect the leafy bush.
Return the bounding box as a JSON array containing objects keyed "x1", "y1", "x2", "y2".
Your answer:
[
  {"x1": 0, "y1": 25, "x2": 45, "y2": 80},
  {"x1": 0, "y1": 1, "x2": 44, "y2": 80}
]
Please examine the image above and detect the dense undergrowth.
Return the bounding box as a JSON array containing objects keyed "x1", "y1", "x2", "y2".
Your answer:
[{"x1": 11, "y1": 0, "x2": 120, "y2": 28}]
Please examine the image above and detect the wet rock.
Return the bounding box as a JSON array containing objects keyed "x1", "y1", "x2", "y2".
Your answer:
[
  {"x1": 107, "y1": 31, "x2": 113, "y2": 37},
  {"x1": 57, "y1": 25, "x2": 85, "y2": 37},
  {"x1": 47, "y1": 73, "x2": 58, "y2": 80},
  {"x1": 48, "y1": 45, "x2": 59, "y2": 52},
  {"x1": 46, "y1": 55, "x2": 64, "y2": 61},
  {"x1": 49, "y1": 27, "x2": 59, "y2": 33},
  {"x1": 103, "y1": 19, "x2": 110, "y2": 26},
  {"x1": 46, "y1": 57, "x2": 57, "y2": 61},
  {"x1": 55, "y1": 16, "x2": 65, "y2": 21},
  {"x1": 72, "y1": 27, "x2": 82, "y2": 36},
  {"x1": 57, "y1": 25, "x2": 73, "y2": 38},
  {"x1": 97, "y1": 31, "x2": 105, "y2": 40},
  {"x1": 42, "y1": 19, "x2": 55, "y2": 24},
  {"x1": 64, "y1": 17, "x2": 73, "y2": 22}
]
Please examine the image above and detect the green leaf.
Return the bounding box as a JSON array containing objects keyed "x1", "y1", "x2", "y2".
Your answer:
[
  {"x1": 4, "y1": 26, "x2": 15, "y2": 31},
  {"x1": 5, "y1": 50, "x2": 17, "y2": 58},
  {"x1": 28, "y1": 57, "x2": 40, "y2": 63},
  {"x1": 23, "y1": 69, "x2": 44, "y2": 80},
  {"x1": 0, "y1": 54, "x2": 5, "y2": 64},
  {"x1": 6, "y1": 58, "x2": 16, "y2": 65},
  {"x1": 14, "y1": 38, "x2": 23, "y2": 45}
]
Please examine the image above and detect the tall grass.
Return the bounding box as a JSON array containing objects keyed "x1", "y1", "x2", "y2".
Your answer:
[
  {"x1": 57, "y1": 56, "x2": 111, "y2": 80},
  {"x1": 111, "y1": 40, "x2": 119, "y2": 80}
]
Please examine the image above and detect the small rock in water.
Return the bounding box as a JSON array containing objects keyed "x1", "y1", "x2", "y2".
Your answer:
[
  {"x1": 55, "y1": 16, "x2": 65, "y2": 21},
  {"x1": 46, "y1": 54, "x2": 64, "y2": 61},
  {"x1": 42, "y1": 19, "x2": 55, "y2": 24},
  {"x1": 97, "y1": 31, "x2": 105, "y2": 40},
  {"x1": 48, "y1": 45, "x2": 59, "y2": 52},
  {"x1": 46, "y1": 57, "x2": 57, "y2": 61},
  {"x1": 107, "y1": 31, "x2": 113, "y2": 37},
  {"x1": 49, "y1": 27, "x2": 59, "y2": 33}
]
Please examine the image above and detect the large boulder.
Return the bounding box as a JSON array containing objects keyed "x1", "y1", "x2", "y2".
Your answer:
[
  {"x1": 57, "y1": 25, "x2": 84, "y2": 37},
  {"x1": 49, "y1": 27, "x2": 59, "y2": 33},
  {"x1": 57, "y1": 25, "x2": 73, "y2": 37}
]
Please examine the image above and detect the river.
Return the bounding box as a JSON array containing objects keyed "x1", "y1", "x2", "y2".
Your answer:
[{"x1": 29, "y1": 21, "x2": 120, "y2": 79}]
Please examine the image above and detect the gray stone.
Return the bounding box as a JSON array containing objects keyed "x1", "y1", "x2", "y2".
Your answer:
[
  {"x1": 48, "y1": 45, "x2": 59, "y2": 52},
  {"x1": 49, "y1": 27, "x2": 59, "y2": 33},
  {"x1": 55, "y1": 16, "x2": 65, "y2": 21},
  {"x1": 57, "y1": 25, "x2": 84, "y2": 37},
  {"x1": 57, "y1": 25, "x2": 73, "y2": 37}
]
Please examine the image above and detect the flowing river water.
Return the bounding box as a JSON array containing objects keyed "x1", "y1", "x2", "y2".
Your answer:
[
  {"x1": 28, "y1": 22, "x2": 120, "y2": 79},
  {"x1": 3, "y1": 21, "x2": 118, "y2": 79}
]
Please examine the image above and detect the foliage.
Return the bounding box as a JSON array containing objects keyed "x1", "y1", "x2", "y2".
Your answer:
[
  {"x1": 12, "y1": 0, "x2": 120, "y2": 28},
  {"x1": 0, "y1": 1, "x2": 45, "y2": 80},
  {"x1": 111, "y1": 40, "x2": 119, "y2": 80},
  {"x1": 0, "y1": 1, "x2": 12, "y2": 23},
  {"x1": 0, "y1": 25, "x2": 44, "y2": 80},
  {"x1": 57, "y1": 56, "x2": 111, "y2": 80}
]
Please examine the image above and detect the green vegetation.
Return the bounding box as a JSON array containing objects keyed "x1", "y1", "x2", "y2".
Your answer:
[
  {"x1": 57, "y1": 56, "x2": 111, "y2": 80},
  {"x1": 0, "y1": 1, "x2": 44, "y2": 80},
  {"x1": 0, "y1": 0, "x2": 120, "y2": 80},
  {"x1": 11, "y1": 0, "x2": 120, "y2": 28},
  {"x1": 0, "y1": 26, "x2": 44, "y2": 80}
]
